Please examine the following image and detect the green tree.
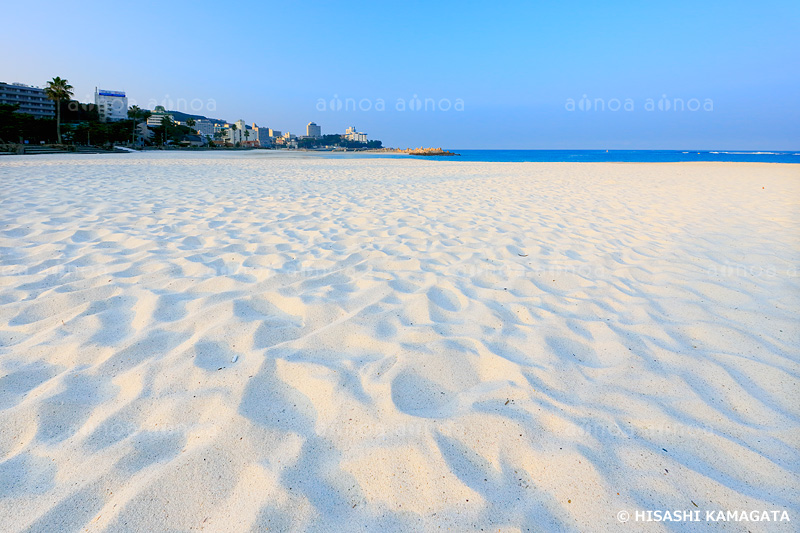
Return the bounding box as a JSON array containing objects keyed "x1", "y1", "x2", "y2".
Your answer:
[
  {"x1": 44, "y1": 77, "x2": 74, "y2": 144},
  {"x1": 0, "y1": 103, "x2": 23, "y2": 142}
]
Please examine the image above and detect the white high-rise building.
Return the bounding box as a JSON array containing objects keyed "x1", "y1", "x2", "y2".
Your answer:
[
  {"x1": 146, "y1": 106, "x2": 173, "y2": 126},
  {"x1": 306, "y1": 122, "x2": 321, "y2": 138},
  {"x1": 226, "y1": 119, "x2": 247, "y2": 144},
  {"x1": 95, "y1": 88, "x2": 128, "y2": 122},
  {"x1": 224, "y1": 125, "x2": 239, "y2": 145},
  {"x1": 215, "y1": 119, "x2": 249, "y2": 145},
  {"x1": 344, "y1": 126, "x2": 367, "y2": 143}
]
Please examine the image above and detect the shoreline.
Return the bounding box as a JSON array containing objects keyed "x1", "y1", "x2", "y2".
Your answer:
[
  {"x1": 4, "y1": 144, "x2": 797, "y2": 163},
  {"x1": 3, "y1": 148, "x2": 797, "y2": 165}
]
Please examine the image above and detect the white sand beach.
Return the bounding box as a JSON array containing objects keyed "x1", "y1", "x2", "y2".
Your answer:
[{"x1": 0, "y1": 153, "x2": 798, "y2": 532}]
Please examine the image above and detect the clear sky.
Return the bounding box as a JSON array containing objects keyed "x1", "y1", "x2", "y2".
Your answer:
[{"x1": 3, "y1": 0, "x2": 798, "y2": 149}]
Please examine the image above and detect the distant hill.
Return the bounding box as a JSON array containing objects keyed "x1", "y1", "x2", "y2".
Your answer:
[{"x1": 166, "y1": 110, "x2": 229, "y2": 124}]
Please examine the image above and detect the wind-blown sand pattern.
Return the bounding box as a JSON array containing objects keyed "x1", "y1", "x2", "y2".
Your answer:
[{"x1": 0, "y1": 153, "x2": 798, "y2": 532}]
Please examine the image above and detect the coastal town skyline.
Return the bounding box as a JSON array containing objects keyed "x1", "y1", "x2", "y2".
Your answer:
[
  {"x1": 1, "y1": 78, "x2": 459, "y2": 149},
  {"x1": 1, "y1": 79, "x2": 381, "y2": 150}
]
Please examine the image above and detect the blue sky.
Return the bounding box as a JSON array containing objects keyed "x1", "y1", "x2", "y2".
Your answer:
[{"x1": 3, "y1": 0, "x2": 798, "y2": 148}]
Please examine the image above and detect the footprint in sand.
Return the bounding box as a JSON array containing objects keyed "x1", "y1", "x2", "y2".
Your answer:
[
  {"x1": 427, "y1": 286, "x2": 463, "y2": 312},
  {"x1": 391, "y1": 370, "x2": 455, "y2": 416},
  {"x1": 0, "y1": 361, "x2": 61, "y2": 411},
  {"x1": 0, "y1": 453, "x2": 56, "y2": 498},
  {"x1": 114, "y1": 430, "x2": 186, "y2": 474},
  {"x1": 35, "y1": 373, "x2": 116, "y2": 445},
  {"x1": 193, "y1": 341, "x2": 240, "y2": 371},
  {"x1": 70, "y1": 229, "x2": 97, "y2": 243}
]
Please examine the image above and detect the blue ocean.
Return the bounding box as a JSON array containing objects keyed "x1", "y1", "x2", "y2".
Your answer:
[{"x1": 335, "y1": 150, "x2": 799, "y2": 163}]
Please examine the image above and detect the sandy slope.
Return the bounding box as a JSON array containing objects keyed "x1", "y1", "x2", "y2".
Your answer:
[{"x1": 0, "y1": 153, "x2": 797, "y2": 532}]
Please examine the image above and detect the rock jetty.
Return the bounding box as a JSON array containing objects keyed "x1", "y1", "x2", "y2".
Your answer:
[{"x1": 403, "y1": 147, "x2": 459, "y2": 156}]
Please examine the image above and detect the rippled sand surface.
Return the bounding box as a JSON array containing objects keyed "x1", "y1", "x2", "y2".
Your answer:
[{"x1": 0, "y1": 153, "x2": 798, "y2": 531}]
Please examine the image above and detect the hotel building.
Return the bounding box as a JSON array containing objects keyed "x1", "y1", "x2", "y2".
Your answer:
[
  {"x1": 307, "y1": 122, "x2": 321, "y2": 138},
  {"x1": 252, "y1": 124, "x2": 273, "y2": 147},
  {"x1": 0, "y1": 82, "x2": 55, "y2": 119},
  {"x1": 146, "y1": 106, "x2": 174, "y2": 126},
  {"x1": 344, "y1": 126, "x2": 367, "y2": 143},
  {"x1": 190, "y1": 119, "x2": 215, "y2": 136},
  {"x1": 95, "y1": 88, "x2": 128, "y2": 122}
]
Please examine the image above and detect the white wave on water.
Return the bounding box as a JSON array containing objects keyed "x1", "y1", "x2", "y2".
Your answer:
[{"x1": 719, "y1": 151, "x2": 782, "y2": 155}]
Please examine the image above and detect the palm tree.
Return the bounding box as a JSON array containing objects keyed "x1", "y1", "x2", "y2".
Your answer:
[
  {"x1": 244, "y1": 129, "x2": 250, "y2": 145},
  {"x1": 44, "y1": 77, "x2": 74, "y2": 144},
  {"x1": 160, "y1": 115, "x2": 174, "y2": 145},
  {"x1": 128, "y1": 105, "x2": 141, "y2": 145}
]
